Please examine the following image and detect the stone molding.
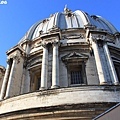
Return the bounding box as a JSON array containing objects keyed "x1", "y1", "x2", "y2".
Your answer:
[
  {"x1": 8, "y1": 55, "x2": 20, "y2": 64},
  {"x1": 0, "y1": 86, "x2": 120, "y2": 115}
]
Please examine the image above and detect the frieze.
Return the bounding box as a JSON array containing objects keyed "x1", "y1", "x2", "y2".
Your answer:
[
  {"x1": 62, "y1": 34, "x2": 85, "y2": 39},
  {"x1": 43, "y1": 36, "x2": 59, "y2": 42}
]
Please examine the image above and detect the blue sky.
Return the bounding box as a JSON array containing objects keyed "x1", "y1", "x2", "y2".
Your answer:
[{"x1": 0, "y1": 0, "x2": 120, "y2": 67}]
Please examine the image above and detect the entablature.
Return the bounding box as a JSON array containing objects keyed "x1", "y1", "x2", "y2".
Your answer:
[{"x1": 6, "y1": 45, "x2": 25, "y2": 56}]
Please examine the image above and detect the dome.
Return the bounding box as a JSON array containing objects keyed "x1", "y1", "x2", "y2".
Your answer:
[
  {"x1": 1, "y1": 7, "x2": 120, "y2": 120},
  {"x1": 19, "y1": 8, "x2": 118, "y2": 43}
]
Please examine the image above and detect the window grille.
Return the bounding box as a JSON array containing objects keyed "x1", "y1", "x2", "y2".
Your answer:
[{"x1": 71, "y1": 71, "x2": 83, "y2": 84}]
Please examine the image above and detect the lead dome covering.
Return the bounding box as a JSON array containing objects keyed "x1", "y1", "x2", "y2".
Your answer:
[{"x1": 19, "y1": 8, "x2": 118, "y2": 43}]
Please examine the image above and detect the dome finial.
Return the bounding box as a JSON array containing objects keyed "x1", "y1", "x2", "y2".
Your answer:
[
  {"x1": 64, "y1": 4, "x2": 67, "y2": 9},
  {"x1": 64, "y1": 4, "x2": 67, "y2": 12},
  {"x1": 64, "y1": 5, "x2": 72, "y2": 13}
]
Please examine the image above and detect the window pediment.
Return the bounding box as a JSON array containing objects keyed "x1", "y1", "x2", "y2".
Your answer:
[{"x1": 62, "y1": 52, "x2": 89, "y2": 61}]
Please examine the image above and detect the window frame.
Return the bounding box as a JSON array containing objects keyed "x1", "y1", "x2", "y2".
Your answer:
[{"x1": 67, "y1": 62, "x2": 87, "y2": 86}]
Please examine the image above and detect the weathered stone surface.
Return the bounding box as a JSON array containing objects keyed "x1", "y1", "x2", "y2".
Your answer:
[
  {"x1": 0, "y1": 8, "x2": 120, "y2": 120},
  {"x1": 0, "y1": 102, "x2": 116, "y2": 120},
  {"x1": 0, "y1": 86, "x2": 120, "y2": 117}
]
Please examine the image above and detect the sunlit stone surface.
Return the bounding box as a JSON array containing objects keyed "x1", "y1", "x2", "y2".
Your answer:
[{"x1": 0, "y1": 7, "x2": 120, "y2": 120}]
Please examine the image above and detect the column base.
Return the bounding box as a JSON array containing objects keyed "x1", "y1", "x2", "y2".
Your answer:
[
  {"x1": 4, "y1": 96, "x2": 10, "y2": 99},
  {"x1": 114, "y1": 82, "x2": 119, "y2": 85},
  {"x1": 51, "y1": 85, "x2": 60, "y2": 89},
  {"x1": 39, "y1": 87, "x2": 46, "y2": 90},
  {"x1": 100, "y1": 82, "x2": 108, "y2": 85}
]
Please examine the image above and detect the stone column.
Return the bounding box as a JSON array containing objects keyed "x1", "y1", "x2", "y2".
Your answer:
[
  {"x1": 103, "y1": 43, "x2": 119, "y2": 85},
  {"x1": 40, "y1": 44, "x2": 48, "y2": 90},
  {"x1": 0, "y1": 60, "x2": 10, "y2": 100},
  {"x1": 51, "y1": 42, "x2": 59, "y2": 88},
  {"x1": 26, "y1": 40, "x2": 31, "y2": 54},
  {"x1": 91, "y1": 40, "x2": 107, "y2": 85},
  {"x1": 5, "y1": 56, "x2": 16, "y2": 98}
]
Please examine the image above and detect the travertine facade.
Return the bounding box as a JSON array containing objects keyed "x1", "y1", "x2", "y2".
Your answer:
[{"x1": 0, "y1": 8, "x2": 120, "y2": 119}]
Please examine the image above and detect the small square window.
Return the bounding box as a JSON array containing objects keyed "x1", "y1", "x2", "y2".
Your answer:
[{"x1": 68, "y1": 64, "x2": 85, "y2": 85}]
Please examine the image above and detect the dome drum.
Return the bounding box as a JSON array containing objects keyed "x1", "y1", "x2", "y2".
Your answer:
[{"x1": 0, "y1": 86, "x2": 120, "y2": 119}]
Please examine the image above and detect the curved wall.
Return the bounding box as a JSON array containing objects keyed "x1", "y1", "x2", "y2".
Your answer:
[{"x1": 0, "y1": 86, "x2": 120, "y2": 115}]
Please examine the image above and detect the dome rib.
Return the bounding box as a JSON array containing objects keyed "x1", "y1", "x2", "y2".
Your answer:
[
  {"x1": 58, "y1": 13, "x2": 67, "y2": 29},
  {"x1": 55, "y1": 12, "x2": 61, "y2": 28},
  {"x1": 98, "y1": 16, "x2": 118, "y2": 33},
  {"x1": 74, "y1": 13, "x2": 80, "y2": 27},
  {"x1": 27, "y1": 21, "x2": 42, "y2": 40},
  {"x1": 18, "y1": 9, "x2": 118, "y2": 44}
]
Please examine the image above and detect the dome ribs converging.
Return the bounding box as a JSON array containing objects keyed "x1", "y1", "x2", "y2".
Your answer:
[{"x1": 18, "y1": 9, "x2": 118, "y2": 43}]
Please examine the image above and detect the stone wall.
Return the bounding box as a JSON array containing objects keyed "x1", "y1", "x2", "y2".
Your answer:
[{"x1": 0, "y1": 86, "x2": 120, "y2": 115}]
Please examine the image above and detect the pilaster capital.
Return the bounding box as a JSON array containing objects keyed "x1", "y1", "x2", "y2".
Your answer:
[
  {"x1": 90, "y1": 35, "x2": 97, "y2": 43},
  {"x1": 91, "y1": 35, "x2": 106, "y2": 42},
  {"x1": 12, "y1": 55, "x2": 19, "y2": 60},
  {"x1": 6, "y1": 59, "x2": 10, "y2": 65},
  {"x1": 52, "y1": 40, "x2": 60, "y2": 47},
  {"x1": 25, "y1": 39, "x2": 32, "y2": 45},
  {"x1": 41, "y1": 41, "x2": 48, "y2": 48},
  {"x1": 10, "y1": 55, "x2": 20, "y2": 64}
]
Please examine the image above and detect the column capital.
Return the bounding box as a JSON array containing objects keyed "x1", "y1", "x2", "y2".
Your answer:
[
  {"x1": 52, "y1": 40, "x2": 60, "y2": 47},
  {"x1": 6, "y1": 59, "x2": 11, "y2": 65},
  {"x1": 9, "y1": 55, "x2": 20, "y2": 64},
  {"x1": 12, "y1": 55, "x2": 19, "y2": 60},
  {"x1": 41, "y1": 41, "x2": 48, "y2": 48},
  {"x1": 92, "y1": 38, "x2": 105, "y2": 48},
  {"x1": 91, "y1": 36, "x2": 97, "y2": 42},
  {"x1": 25, "y1": 39, "x2": 32, "y2": 45}
]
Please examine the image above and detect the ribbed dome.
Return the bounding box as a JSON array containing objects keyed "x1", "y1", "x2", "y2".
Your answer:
[{"x1": 19, "y1": 8, "x2": 118, "y2": 43}]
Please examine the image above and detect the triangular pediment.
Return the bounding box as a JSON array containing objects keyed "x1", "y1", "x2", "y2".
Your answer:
[{"x1": 62, "y1": 52, "x2": 89, "y2": 61}]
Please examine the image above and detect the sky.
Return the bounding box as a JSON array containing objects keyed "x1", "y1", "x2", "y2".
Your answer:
[{"x1": 0, "y1": 0, "x2": 120, "y2": 67}]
